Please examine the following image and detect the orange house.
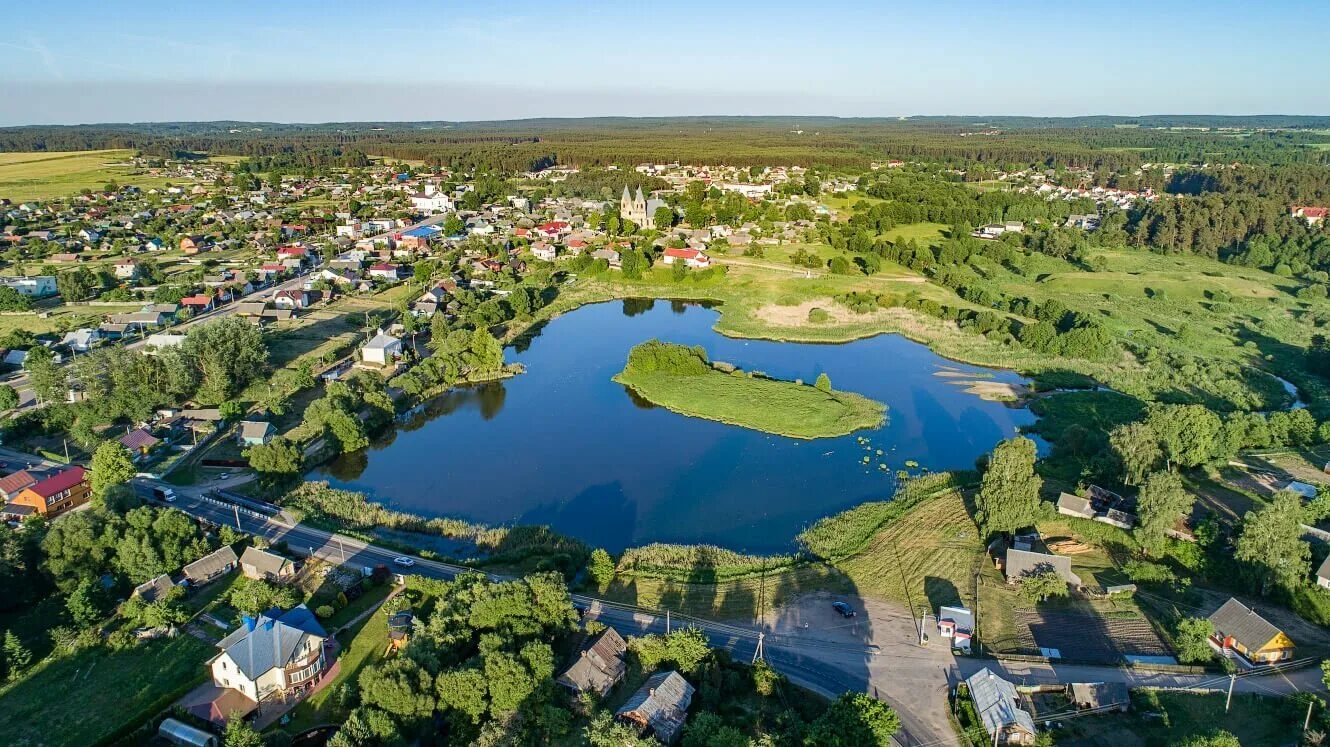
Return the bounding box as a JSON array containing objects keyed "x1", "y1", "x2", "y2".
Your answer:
[{"x1": 9, "y1": 466, "x2": 91, "y2": 517}]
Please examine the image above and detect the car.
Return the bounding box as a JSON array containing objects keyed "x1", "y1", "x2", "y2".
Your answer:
[
  {"x1": 217, "y1": 473, "x2": 232, "y2": 480},
  {"x1": 164, "y1": 494, "x2": 177, "y2": 503},
  {"x1": 392, "y1": 556, "x2": 416, "y2": 568},
  {"x1": 831, "y1": 601, "x2": 856, "y2": 618}
]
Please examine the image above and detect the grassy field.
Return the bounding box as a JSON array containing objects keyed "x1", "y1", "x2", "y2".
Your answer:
[
  {"x1": 602, "y1": 563, "x2": 850, "y2": 622},
  {"x1": 0, "y1": 149, "x2": 185, "y2": 201},
  {"x1": 1051, "y1": 690, "x2": 1304, "y2": 746},
  {"x1": 613, "y1": 343, "x2": 885, "y2": 439},
  {"x1": 0, "y1": 635, "x2": 213, "y2": 746}
]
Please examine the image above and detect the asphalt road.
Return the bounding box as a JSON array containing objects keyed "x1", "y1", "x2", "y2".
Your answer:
[{"x1": 136, "y1": 475, "x2": 1326, "y2": 747}]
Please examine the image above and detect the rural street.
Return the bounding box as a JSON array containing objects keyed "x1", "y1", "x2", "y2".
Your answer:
[{"x1": 128, "y1": 476, "x2": 1326, "y2": 747}]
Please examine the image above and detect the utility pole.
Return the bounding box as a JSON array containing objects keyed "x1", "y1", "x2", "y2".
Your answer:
[
  {"x1": 1225, "y1": 673, "x2": 1236, "y2": 713},
  {"x1": 339, "y1": 537, "x2": 346, "y2": 562},
  {"x1": 751, "y1": 632, "x2": 765, "y2": 664},
  {"x1": 1306, "y1": 697, "x2": 1316, "y2": 733},
  {"x1": 665, "y1": 609, "x2": 670, "y2": 635},
  {"x1": 233, "y1": 504, "x2": 241, "y2": 531}
]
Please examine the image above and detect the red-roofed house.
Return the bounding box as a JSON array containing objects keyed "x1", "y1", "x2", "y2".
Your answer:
[
  {"x1": 536, "y1": 221, "x2": 570, "y2": 238},
  {"x1": 1292, "y1": 206, "x2": 1328, "y2": 225},
  {"x1": 566, "y1": 238, "x2": 588, "y2": 254},
  {"x1": 180, "y1": 294, "x2": 216, "y2": 312},
  {"x1": 277, "y1": 246, "x2": 308, "y2": 259},
  {"x1": 368, "y1": 263, "x2": 404, "y2": 281},
  {"x1": 0, "y1": 470, "x2": 37, "y2": 502},
  {"x1": 660, "y1": 247, "x2": 712, "y2": 269},
  {"x1": 9, "y1": 466, "x2": 90, "y2": 517},
  {"x1": 119, "y1": 428, "x2": 161, "y2": 456}
]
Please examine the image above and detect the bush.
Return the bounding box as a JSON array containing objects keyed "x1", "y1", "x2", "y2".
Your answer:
[
  {"x1": 807, "y1": 307, "x2": 830, "y2": 323},
  {"x1": 316, "y1": 605, "x2": 335, "y2": 619}
]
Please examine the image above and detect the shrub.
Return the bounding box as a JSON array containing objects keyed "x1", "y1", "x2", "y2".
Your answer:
[{"x1": 316, "y1": 605, "x2": 335, "y2": 619}]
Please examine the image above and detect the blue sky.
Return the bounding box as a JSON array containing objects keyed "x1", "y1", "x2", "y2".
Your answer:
[{"x1": 2, "y1": 0, "x2": 1327, "y2": 125}]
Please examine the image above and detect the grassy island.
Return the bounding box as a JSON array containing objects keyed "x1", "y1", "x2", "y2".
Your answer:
[{"x1": 612, "y1": 339, "x2": 886, "y2": 439}]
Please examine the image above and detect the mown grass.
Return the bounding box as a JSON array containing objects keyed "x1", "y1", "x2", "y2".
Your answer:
[
  {"x1": 0, "y1": 634, "x2": 213, "y2": 747},
  {"x1": 1051, "y1": 690, "x2": 1303, "y2": 746},
  {"x1": 613, "y1": 357, "x2": 885, "y2": 439},
  {"x1": 601, "y1": 563, "x2": 850, "y2": 622},
  {"x1": 798, "y1": 471, "x2": 975, "y2": 559}
]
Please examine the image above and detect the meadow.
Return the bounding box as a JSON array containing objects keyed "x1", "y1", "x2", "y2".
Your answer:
[{"x1": 0, "y1": 150, "x2": 184, "y2": 201}]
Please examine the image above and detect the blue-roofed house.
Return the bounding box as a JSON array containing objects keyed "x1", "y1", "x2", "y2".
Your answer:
[{"x1": 208, "y1": 605, "x2": 331, "y2": 706}]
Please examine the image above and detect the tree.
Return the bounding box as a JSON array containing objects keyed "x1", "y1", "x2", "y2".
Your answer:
[
  {"x1": 183, "y1": 317, "x2": 268, "y2": 403},
  {"x1": 1019, "y1": 568, "x2": 1068, "y2": 603},
  {"x1": 1109, "y1": 422, "x2": 1161, "y2": 486},
  {"x1": 628, "y1": 627, "x2": 711, "y2": 675},
  {"x1": 464, "y1": 328, "x2": 504, "y2": 374},
  {"x1": 1235, "y1": 490, "x2": 1311, "y2": 594},
  {"x1": 247, "y1": 437, "x2": 302, "y2": 476},
  {"x1": 3, "y1": 630, "x2": 32, "y2": 681},
  {"x1": 1174, "y1": 617, "x2": 1216, "y2": 664},
  {"x1": 682, "y1": 712, "x2": 747, "y2": 747},
  {"x1": 653, "y1": 205, "x2": 675, "y2": 230},
  {"x1": 66, "y1": 576, "x2": 113, "y2": 627},
  {"x1": 91, "y1": 441, "x2": 136, "y2": 498},
  {"x1": 23, "y1": 345, "x2": 66, "y2": 404},
  {"x1": 443, "y1": 213, "x2": 466, "y2": 236},
  {"x1": 1147, "y1": 404, "x2": 1222, "y2": 468},
  {"x1": 359, "y1": 657, "x2": 436, "y2": 720},
  {"x1": 1135, "y1": 470, "x2": 1192, "y2": 554},
  {"x1": 1174, "y1": 731, "x2": 1241, "y2": 747},
  {"x1": 223, "y1": 716, "x2": 265, "y2": 747},
  {"x1": 975, "y1": 437, "x2": 1043, "y2": 538},
  {"x1": 228, "y1": 577, "x2": 300, "y2": 615},
  {"x1": 435, "y1": 667, "x2": 488, "y2": 723},
  {"x1": 805, "y1": 692, "x2": 900, "y2": 747},
  {"x1": 586, "y1": 548, "x2": 615, "y2": 590},
  {"x1": 0, "y1": 385, "x2": 17, "y2": 411},
  {"x1": 815, "y1": 373, "x2": 832, "y2": 393},
  {"x1": 620, "y1": 248, "x2": 646, "y2": 279}
]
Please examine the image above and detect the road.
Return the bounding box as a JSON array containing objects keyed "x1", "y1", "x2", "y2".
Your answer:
[
  {"x1": 134, "y1": 476, "x2": 1324, "y2": 747},
  {"x1": 2, "y1": 213, "x2": 449, "y2": 411}
]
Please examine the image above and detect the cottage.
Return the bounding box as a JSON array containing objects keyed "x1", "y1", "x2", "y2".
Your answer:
[
  {"x1": 209, "y1": 605, "x2": 330, "y2": 707},
  {"x1": 179, "y1": 235, "x2": 209, "y2": 254},
  {"x1": 965, "y1": 668, "x2": 1037, "y2": 745},
  {"x1": 368, "y1": 263, "x2": 404, "y2": 281},
  {"x1": 0, "y1": 275, "x2": 57, "y2": 297},
  {"x1": 616, "y1": 671, "x2": 695, "y2": 744},
  {"x1": 530, "y1": 242, "x2": 557, "y2": 261},
  {"x1": 361, "y1": 330, "x2": 403, "y2": 366},
  {"x1": 114, "y1": 258, "x2": 140, "y2": 279},
  {"x1": 60, "y1": 328, "x2": 100, "y2": 353},
  {"x1": 1002, "y1": 548, "x2": 1082, "y2": 588},
  {"x1": 557, "y1": 627, "x2": 628, "y2": 697},
  {"x1": 183, "y1": 545, "x2": 239, "y2": 585},
  {"x1": 273, "y1": 289, "x2": 310, "y2": 310},
  {"x1": 0, "y1": 470, "x2": 38, "y2": 502},
  {"x1": 119, "y1": 427, "x2": 161, "y2": 456},
  {"x1": 1292, "y1": 206, "x2": 1328, "y2": 225},
  {"x1": 1208, "y1": 597, "x2": 1295, "y2": 664},
  {"x1": 237, "y1": 420, "x2": 276, "y2": 447},
  {"x1": 660, "y1": 247, "x2": 711, "y2": 269},
  {"x1": 1056, "y1": 492, "x2": 1095, "y2": 519},
  {"x1": 6, "y1": 466, "x2": 90, "y2": 518},
  {"x1": 180, "y1": 294, "x2": 216, "y2": 313},
  {"x1": 239, "y1": 546, "x2": 297, "y2": 582}
]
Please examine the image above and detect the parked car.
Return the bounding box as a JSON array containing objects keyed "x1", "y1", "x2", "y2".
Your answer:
[
  {"x1": 831, "y1": 601, "x2": 856, "y2": 618},
  {"x1": 392, "y1": 556, "x2": 416, "y2": 568}
]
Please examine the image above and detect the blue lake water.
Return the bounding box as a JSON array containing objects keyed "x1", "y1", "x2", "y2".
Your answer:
[{"x1": 317, "y1": 300, "x2": 1041, "y2": 553}]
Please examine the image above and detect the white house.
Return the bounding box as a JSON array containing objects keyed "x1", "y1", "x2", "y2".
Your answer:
[
  {"x1": 209, "y1": 605, "x2": 330, "y2": 707},
  {"x1": 410, "y1": 184, "x2": 454, "y2": 214},
  {"x1": 660, "y1": 247, "x2": 711, "y2": 269},
  {"x1": 0, "y1": 275, "x2": 57, "y2": 297},
  {"x1": 114, "y1": 259, "x2": 140, "y2": 280},
  {"x1": 530, "y1": 242, "x2": 557, "y2": 261},
  {"x1": 60, "y1": 328, "x2": 100, "y2": 353},
  {"x1": 361, "y1": 330, "x2": 403, "y2": 366}
]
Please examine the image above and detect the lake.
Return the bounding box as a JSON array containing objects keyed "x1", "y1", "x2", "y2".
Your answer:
[{"x1": 317, "y1": 300, "x2": 1041, "y2": 553}]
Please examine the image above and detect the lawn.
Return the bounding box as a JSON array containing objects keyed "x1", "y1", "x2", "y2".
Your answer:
[
  {"x1": 0, "y1": 303, "x2": 145, "y2": 338},
  {"x1": 282, "y1": 607, "x2": 390, "y2": 734},
  {"x1": 601, "y1": 563, "x2": 850, "y2": 623},
  {"x1": 0, "y1": 150, "x2": 186, "y2": 201},
  {"x1": 612, "y1": 341, "x2": 886, "y2": 439},
  {"x1": 0, "y1": 635, "x2": 214, "y2": 746},
  {"x1": 1052, "y1": 690, "x2": 1304, "y2": 746}
]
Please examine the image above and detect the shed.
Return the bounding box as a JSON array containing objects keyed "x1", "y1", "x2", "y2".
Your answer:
[
  {"x1": 237, "y1": 420, "x2": 276, "y2": 447},
  {"x1": 132, "y1": 573, "x2": 175, "y2": 603},
  {"x1": 557, "y1": 627, "x2": 628, "y2": 697},
  {"x1": 239, "y1": 546, "x2": 296, "y2": 581},
  {"x1": 616, "y1": 670, "x2": 695, "y2": 743},
  {"x1": 1056, "y1": 492, "x2": 1094, "y2": 519}
]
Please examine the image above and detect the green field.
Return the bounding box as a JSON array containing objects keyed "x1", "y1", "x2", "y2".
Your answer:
[
  {"x1": 0, "y1": 150, "x2": 186, "y2": 201},
  {"x1": 1052, "y1": 691, "x2": 1304, "y2": 746},
  {"x1": 612, "y1": 342, "x2": 886, "y2": 439}
]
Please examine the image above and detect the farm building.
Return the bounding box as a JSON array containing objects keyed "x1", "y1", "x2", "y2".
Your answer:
[
  {"x1": 1208, "y1": 597, "x2": 1295, "y2": 664},
  {"x1": 965, "y1": 668, "x2": 1036, "y2": 745},
  {"x1": 557, "y1": 627, "x2": 628, "y2": 697},
  {"x1": 616, "y1": 670, "x2": 694, "y2": 743}
]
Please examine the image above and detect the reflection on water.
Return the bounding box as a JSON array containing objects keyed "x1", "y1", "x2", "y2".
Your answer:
[{"x1": 317, "y1": 301, "x2": 1040, "y2": 553}]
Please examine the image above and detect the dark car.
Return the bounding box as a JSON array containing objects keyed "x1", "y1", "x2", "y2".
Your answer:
[{"x1": 832, "y1": 601, "x2": 856, "y2": 618}]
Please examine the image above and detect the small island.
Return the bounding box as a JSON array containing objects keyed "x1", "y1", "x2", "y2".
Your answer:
[{"x1": 613, "y1": 340, "x2": 887, "y2": 439}]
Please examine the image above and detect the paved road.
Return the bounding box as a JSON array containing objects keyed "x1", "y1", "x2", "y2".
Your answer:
[{"x1": 132, "y1": 476, "x2": 1325, "y2": 747}]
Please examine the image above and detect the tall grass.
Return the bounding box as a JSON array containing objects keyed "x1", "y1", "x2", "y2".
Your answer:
[
  {"x1": 616, "y1": 543, "x2": 804, "y2": 583},
  {"x1": 798, "y1": 471, "x2": 977, "y2": 559}
]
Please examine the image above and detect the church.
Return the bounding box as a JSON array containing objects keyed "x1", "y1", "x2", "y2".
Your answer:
[{"x1": 620, "y1": 185, "x2": 668, "y2": 228}]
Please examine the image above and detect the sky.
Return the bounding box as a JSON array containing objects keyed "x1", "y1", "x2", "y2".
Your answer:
[{"x1": 2, "y1": 0, "x2": 1328, "y2": 126}]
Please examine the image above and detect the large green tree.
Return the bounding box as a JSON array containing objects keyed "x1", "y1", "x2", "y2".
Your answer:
[
  {"x1": 805, "y1": 692, "x2": 900, "y2": 747},
  {"x1": 1235, "y1": 490, "x2": 1311, "y2": 594},
  {"x1": 1109, "y1": 422, "x2": 1161, "y2": 486},
  {"x1": 975, "y1": 437, "x2": 1043, "y2": 538},
  {"x1": 91, "y1": 441, "x2": 136, "y2": 498},
  {"x1": 23, "y1": 345, "x2": 66, "y2": 404},
  {"x1": 1147, "y1": 404, "x2": 1222, "y2": 468},
  {"x1": 182, "y1": 317, "x2": 268, "y2": 403},
  {"x1": 1135, "y1": 470, "x2": 1193, "y2": 554}
]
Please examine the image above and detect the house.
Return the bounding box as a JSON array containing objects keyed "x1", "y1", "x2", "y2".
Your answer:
[
  {"x1": 209, "y1": 605, "x2": 330, "y2": 707},
  {"x1": 239, "y1": 546, "x2": 297, "y2": 582},
  {"x1": 237, "y1": 420, "x2": 276, "y2": 447},
  {"x1": 964, "y1": 668, "x2": 1037, "y2": 746},
  {"x1": 60, "y1": 327, "x2": 100, "y2": 352},
  {"x1": 530, "y1": 242, "x2": 557, "y2": 261},
  {"x1": 409, "y1": 185, "x2": 454, "y2": 213},
  {"x1": 1208, "y1": 597, "x2": 1295, "y2": 664},
  {"x1": 179, "y1": 235, "x2": 209, "y2": 254},
  {"x1": 361, "y1": 330, "x2": 403, "y2": 366},
  {"x1": 1056, "y1": 492, "x2": 1095, "y2": 519},
  {"x1": 412, "y1": 285, "x2": 449, "y2": 316},
  {"x1": 557, "y1": 627, "x2": 628, "y2": 697},
  {"x1": 1317, "y1": 555, "x2": 1330, "y2": 589},
  {"x1": 616, "y1": 670, "x2": 694, "y2": 744},
  {"x1": 144, "y1": 333, "x2": 187, "y2": 351},
  {"x1": 660, "y1": 247, "x2": 711, "y2": 269},
  {"x1": 7, "y1": 466, "x2": 90, "y2": 517},
  {"x1": 180, "y1": 295, "x2": 216, "y2": 313},
  {"x1": 0, "y1": 275, "x2": 57, "y2": 297},
  {"x1": 936, "y1": 605, "x2": 975, "y2": 652},
  {"x1": 235, "y1": 301, "x2": 269, "y2": 319},
  {"x1": 114, "y1": 259, "x2": 140, "y2": 280},
  {"x1": 0, "y1": 470, "x2": 37, "y2": 502},
  {"x1": 183, "y1": 545, "x2": 239, "y2": 585},
  {"x1": 119, "y1": 427, "x2": 161, "y2": 456},
  {"x1": 367, "y1": 263, "x2": 404, "y2": 281},
  {"x1": 535, "y1": 220, "x2": 571, "y2": 239},
  {"x1": 273, "y1": 289, "x2": 310, "y2": 310},
  {"x1": 1002, "y1": 548, "x2": 1082, "y2": 588},
  {"x1": 1292, "y1": 206, "x2": 1328, "y2": 225},
  {"x1": 132, "y1": 573, "x2": 176, "y2": 603}
]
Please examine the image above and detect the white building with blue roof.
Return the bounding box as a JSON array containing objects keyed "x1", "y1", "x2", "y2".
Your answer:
[{"x1": 209, "y1": 605, "x2": 330, "y2": 705}]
